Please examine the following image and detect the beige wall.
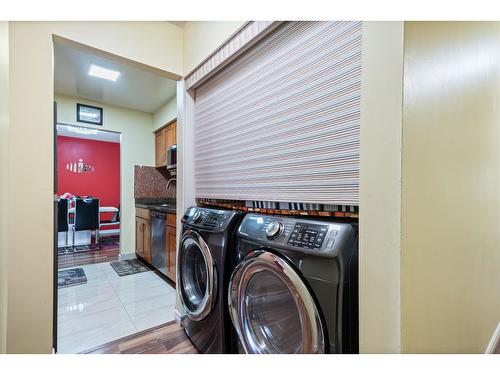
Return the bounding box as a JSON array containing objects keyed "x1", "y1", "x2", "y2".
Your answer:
[
  {"x1": 182, "y1": 21, "x2": 245, "y2": 75},
  {"x1": 402, "y1": 21, "x2": 500, "y2": 353},
  {"x1": 55, "y1": 94, "x2": 155, "y2": 256},
  {"x1": 0, "y1": 21, "x2": 9, "y2": 354},
  {"x1": 359, "y1": 21, "x2": 404, "y2": 353},
  {"x1": 7, "y1": 21, "x2": 182, "y2": 354},
  {"x1": 153, "y1": 95, "x2": 177, "y2": 131}
]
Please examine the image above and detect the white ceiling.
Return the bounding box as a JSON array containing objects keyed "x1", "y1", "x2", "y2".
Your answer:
[
  {"x1": 54, "y1": 42, "x2": 177, "y2": 113},
  {"x1": 57, "y1": 124, "x2": 121, "y2": 143}
]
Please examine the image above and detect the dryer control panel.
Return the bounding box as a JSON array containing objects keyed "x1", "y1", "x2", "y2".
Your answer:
[
  {"x1": 237, "y1": 214, "x2": 354, "y2": 257},
  {"x1": 182, "y1": 206, "x2": 234, "y2": 230}
]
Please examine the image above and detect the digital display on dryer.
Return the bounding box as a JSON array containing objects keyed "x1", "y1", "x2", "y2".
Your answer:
[
  {"x1": 203, "y1": 213, "x2": 224, "y2": 227},
  {"x1": 287, "y1": 223, "x2": 328, "y2": 249}
]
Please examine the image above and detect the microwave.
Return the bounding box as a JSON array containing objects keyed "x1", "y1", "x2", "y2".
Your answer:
[{"x1": 167, "y1": 145, "x2": 176, "y2": 170}]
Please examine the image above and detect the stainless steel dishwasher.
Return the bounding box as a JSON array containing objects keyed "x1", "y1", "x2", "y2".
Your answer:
[{"x1": 151, "y1": 211, "x2": 167, "y2": 275}]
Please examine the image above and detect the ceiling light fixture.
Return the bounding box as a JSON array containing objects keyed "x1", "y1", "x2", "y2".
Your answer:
[{"x1": 88, "y1": 64, "x2": 120, "y2": 82}]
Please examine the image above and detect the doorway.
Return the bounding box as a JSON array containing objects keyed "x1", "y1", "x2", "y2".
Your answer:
[
  {"x1": 52, "y1": 38, "x2": 178, "y2": 354},
  {"x1": 56, "y1": 124, "x2": 121, "y2": 269}
]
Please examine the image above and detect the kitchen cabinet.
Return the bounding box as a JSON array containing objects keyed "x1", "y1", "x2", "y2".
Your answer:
[
  {"x1": 166, "y1": 123, "x2": 176, "y2": 149},
  {"x1": 154, "y1": 120, "x2": 176, "y2": 168},
  {"x1": 135, "y1": 206, "x2": 176, "y2": 283},
  {"x1": 165, "y1": 213, "x2": 177, "y2": 282},
  {"x1": 135, "y1": 208, "x2": 152, "y2": 262},
  {"x1": 155, "y1": 128, "x2": 167, "y2": 167}
]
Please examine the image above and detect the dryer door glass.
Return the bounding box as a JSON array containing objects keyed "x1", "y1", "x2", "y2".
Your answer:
[
  {"x1": 179, "y1": 231, "x2": 216, "y2": 321},
  {"x1": 229, "y1": 250, "x2": 325, "y2": 354}
]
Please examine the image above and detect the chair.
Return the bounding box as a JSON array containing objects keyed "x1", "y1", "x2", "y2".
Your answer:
[
  {"x1": 100, "y1": 206, "x2": 120, "y2": 227},
  {"x1": 73, "y1": 198, "x2": 100, "y2": 247},
  {"x1": 57, "y1": 198, "x2": 69, "y2": 246}
]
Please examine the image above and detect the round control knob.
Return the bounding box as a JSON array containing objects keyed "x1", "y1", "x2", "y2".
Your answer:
[
  {"x1": 192, "y1": 211, "x2": 202, "y2": 223},
  {"x1": 266, "y1": 221, "x2": 284, "y2": 239}
]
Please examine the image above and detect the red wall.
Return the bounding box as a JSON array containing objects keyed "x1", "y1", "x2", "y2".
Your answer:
[{"x1": 57, "y1": 135, "x2": 120, "y2": 225}]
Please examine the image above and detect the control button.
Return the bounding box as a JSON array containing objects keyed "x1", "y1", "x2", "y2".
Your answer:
[
  {"x1": 266, "y1": 221, "x2": 284, "y2": 239},
  {"x1": 192, "y1": 211, "x2": 202, "y2": 223},
  {"x1": 326, "y1": 238, "x2": 335, "y2": 249}
]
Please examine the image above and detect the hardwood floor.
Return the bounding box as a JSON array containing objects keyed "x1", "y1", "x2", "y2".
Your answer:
[
  {"x1": 82, "y1": 320, "x2": 198, "y2": 354},
  {"x1": 58, "y1": 247, "x2": 120, "y2": 269}
]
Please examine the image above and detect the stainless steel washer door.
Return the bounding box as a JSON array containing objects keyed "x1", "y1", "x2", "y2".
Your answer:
[
  {"x1": 178, "y1": 230, "x2": 217, "y2": 321},
  {"x1": 228, "y1": 250, "x2": 325, "y2": 354}
]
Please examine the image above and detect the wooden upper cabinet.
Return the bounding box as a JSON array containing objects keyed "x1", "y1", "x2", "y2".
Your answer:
[
  {"x1": 154, "y1": 120, "x2": 176, "y2": 168},
  {"x1": 155, "y1": 128, "x2": 167, "y2": 167},
  {"x1": 172, "y1": 122, "x2": 177, "y2": 146},
  {"x1": 166, "y1": 122, "x2": 176, "y2": 149}
]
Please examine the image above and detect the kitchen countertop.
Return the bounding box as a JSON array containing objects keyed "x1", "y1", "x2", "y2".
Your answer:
[
  {"x1": 136, "y1": 203, "x2": 176, "y2": 214},
  {"x1": 135, "y1": 198, "x2": 176, "y2": 214}
]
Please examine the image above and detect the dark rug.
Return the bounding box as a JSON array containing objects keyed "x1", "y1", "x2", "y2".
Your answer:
[
  {"x1": 110, "y1": 259, "x2": 150, "y2": 277},
  {"x1": 58, "y1": 268, "x2": 87, "y2": 289},
  {"x1": 58, "y1": 235, "x2": 120, "y2": 255}
]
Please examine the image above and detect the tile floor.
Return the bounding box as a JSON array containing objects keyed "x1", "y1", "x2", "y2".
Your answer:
[{"x1": 57, "y1": 262, "x2": 177, "y2": 354}]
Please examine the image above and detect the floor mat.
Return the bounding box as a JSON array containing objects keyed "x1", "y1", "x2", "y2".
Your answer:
[
  {"x1": 58, "y1": 268, "x2": 87, "y2": 288},
  {"x1": 58, "y1": 235, "x2": 119, "y2": 255},
  {"x1": 110, "y1": 259, "x2": 150, "y2": 277}
]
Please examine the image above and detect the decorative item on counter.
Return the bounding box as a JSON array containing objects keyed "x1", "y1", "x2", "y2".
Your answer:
[
  {"x1": 60, "y1": 192, "x2": 75, "y2": 200},
  {"x1": 65, "y1": 158, "x2": 95, "y2": 173}
]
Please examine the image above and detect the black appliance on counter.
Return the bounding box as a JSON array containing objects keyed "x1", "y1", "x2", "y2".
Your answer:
[{"x1": 167, "y1": 145, "x2": 176, "y2": 170}]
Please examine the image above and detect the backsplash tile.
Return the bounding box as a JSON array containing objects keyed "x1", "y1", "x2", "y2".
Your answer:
[{"x1": 134, "y1": 165, "x2": 175, "y2": 199}]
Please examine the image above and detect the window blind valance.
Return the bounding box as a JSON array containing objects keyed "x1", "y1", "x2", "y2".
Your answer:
[
  {"x1": 185, "y1": 21, "x2": 279, "y2": 90},
  {"x1": 194, "y1": 21, "x2": 362, "y2": 206}
]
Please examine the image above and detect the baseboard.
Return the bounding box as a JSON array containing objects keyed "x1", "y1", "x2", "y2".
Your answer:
[
  {"x1": 119, "y1": 252, "x2": 137, "y2": 261},
  {"x1": 485, "y1": 321, "x2": 500, "y2": 354},
  {"x1": 175, "y1": 308, "x2": 186, "y2": 327},
  {"x1": 99, "y1": 229, "x2": 120, "y2": 235}
]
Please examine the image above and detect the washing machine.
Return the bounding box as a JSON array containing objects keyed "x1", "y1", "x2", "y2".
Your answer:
[
  {"x1": 228, "y1": 213, "x2": 358, "y2": 354},
  {"x1": 178, "y1": 206, "x2": 242, "y2": 353}
]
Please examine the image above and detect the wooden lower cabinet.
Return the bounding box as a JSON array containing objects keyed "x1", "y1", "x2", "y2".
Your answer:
[
  {"x1": 165, "y1": 213, "x2": 177, "y2": 283},
  {"x1": 135, "y1": 216, "x2": 151, "y2": 263},
  {"x1": 136, "y1": 208, "x2": 176, "y2": 284},
  {"x1": 166, "y1": 225, "x2": 177, "y2": 282}
]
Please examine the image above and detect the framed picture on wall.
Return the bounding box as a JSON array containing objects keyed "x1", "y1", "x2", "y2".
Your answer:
[{"x1": 77, "y1": 103, "x2": 103, "y2": 125}]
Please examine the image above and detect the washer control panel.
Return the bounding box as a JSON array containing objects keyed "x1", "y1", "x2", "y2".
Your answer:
[
  {"x1": 287, "y1": 223, "x2": 331, "y2": 250},
  {"x1": 266, "y1": 221, "x2": 284, "y2": 238},
  {"x1": 237, "y1": 214, "x2": 353, "y2": 257}
]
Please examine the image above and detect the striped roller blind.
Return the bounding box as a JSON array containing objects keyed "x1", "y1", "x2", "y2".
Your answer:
[{"x1": 194, "y1": 21, "x2": 362, "y2": 205}]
